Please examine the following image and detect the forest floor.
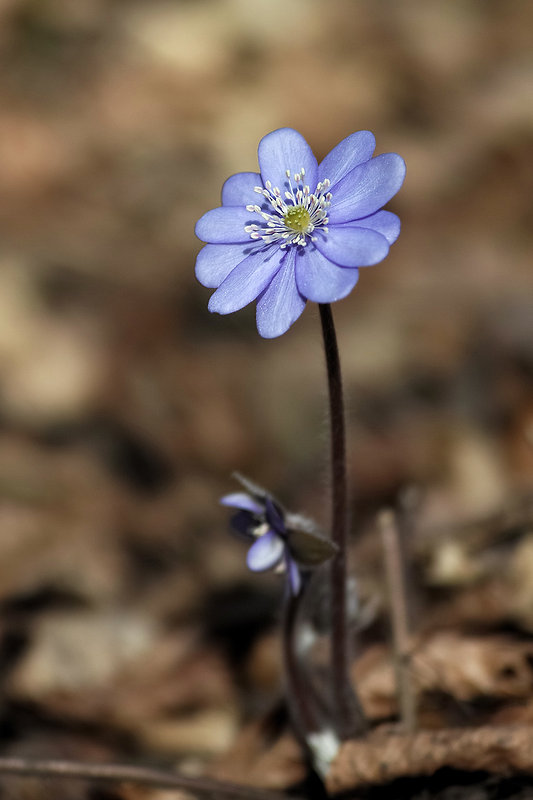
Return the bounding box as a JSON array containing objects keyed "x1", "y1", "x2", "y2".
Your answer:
[{"x1": 0, "y1": 2, "x2": 532, "y2": 798}]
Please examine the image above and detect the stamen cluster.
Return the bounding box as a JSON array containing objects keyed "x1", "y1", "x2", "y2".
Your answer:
[{"x1": 245, "y1": 168, "x2": 332, "y2": 248}]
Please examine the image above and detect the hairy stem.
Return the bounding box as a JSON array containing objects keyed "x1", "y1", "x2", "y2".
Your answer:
[
  {"x1": 319, "y1": 303, "x2": 367, "y2": 740},
  {"x1": 281, "y1": 581, "x2": 329, "y2": 744}
]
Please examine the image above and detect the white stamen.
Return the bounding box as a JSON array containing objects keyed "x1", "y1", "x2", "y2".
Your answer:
[
  {"x1": 252, "y1": 522, "x2": 270, "y2": 538},
  {"x1": 244, "y1": 170, "x2": 332, "y2": 247}
]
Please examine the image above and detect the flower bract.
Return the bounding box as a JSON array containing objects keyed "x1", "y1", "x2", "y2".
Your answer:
[{"x1": 196, "y1": 128, "x2": 405, "y2": 338}]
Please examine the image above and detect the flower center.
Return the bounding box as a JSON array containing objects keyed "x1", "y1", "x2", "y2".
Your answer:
[
  {"x1": 245, "y1": 168, "x2": 331, "y2": 248},
  {"x1": 284, "y1": 206, "x2": 311, "y2": 233}
]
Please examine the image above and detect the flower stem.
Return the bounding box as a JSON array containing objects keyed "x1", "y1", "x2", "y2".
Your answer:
[
  {"x1": 318, "y1": 303, "x2": 367, "y2": 740},
  {"x1": 281, "y1": 582, "x2": 323, "y2": 744}
]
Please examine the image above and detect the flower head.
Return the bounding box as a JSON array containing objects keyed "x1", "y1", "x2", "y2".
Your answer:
[
  {"x1": 196, "y1": 128, "x2": 405, "y2": 338},
  {"x1": 221, "y1": 474, "x2": 336, "y2": 595}
]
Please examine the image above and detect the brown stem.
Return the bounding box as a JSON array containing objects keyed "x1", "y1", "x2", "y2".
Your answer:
[
  {"x1": 318, "y1": 303, "x2": 367, "y2": 740},
  {"x1": 379, "y1": 509, "x2": 417, "y2": 732},
  {"x1": 282, "y1": 583, "x2": 324, "y2": 744},
  {"x1": 0, "y1": 756, "x2": 301, "y2": 800}
]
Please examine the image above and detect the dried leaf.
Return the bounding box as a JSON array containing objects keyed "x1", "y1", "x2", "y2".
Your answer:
[
  {"x1": 326, "y1": 723, "x2": 533, "y2": 793},
  {"x1": 355, "y1": 632, "x2": 533, "y2": 720}
]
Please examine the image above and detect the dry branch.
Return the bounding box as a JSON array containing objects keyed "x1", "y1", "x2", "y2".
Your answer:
[
  {"x1": 0, "y1": 757, "x2": 301, "y2": 800},
  {"x1": 326, "y1": 723, "x2": 533, "y2": 794}
]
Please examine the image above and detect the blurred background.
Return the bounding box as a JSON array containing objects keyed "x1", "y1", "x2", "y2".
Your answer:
[{"x1": 0, "y1": 0, "x2": 532, "y2": 796}]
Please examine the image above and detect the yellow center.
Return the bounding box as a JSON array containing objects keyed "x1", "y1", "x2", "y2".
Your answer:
[{"x1": 283, "y1": 206, "x2": 311, "y2": 233}]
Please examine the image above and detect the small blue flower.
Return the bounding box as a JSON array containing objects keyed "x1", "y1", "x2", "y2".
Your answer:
[
  {"x1": 221, "y1": 474, "x2": 337, "y2": 596},
  {"x1": 195, "y1": 128, "x2": 405, "y2": 338}
]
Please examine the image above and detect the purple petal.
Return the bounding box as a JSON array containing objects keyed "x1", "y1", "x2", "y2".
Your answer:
[
  {"x1": 265, "y1": 497, "x2": 285, "y2": 534},
  {"x1": 255, "y1": 248, "x2": 306, "y2": 338},
  {"x1": 195, "y1": 243, "x2": 258, "y2": 288},
  {"x1": 288, "y1": 558, "x2": 302, "y2": 595},
  {"x1": 208, "y1": 245, "x2": 283, "y2": 314},
  {"x1": 222, "y1": 172, "x2": 262, "y2": 206},
  {"x1": 345, "y1": 210, "x2": 401, "y2": 245},
  {"x1": 295, "y1": 246, "x2": 359, "y2": 303},
  {"x1": 315, "y1": 226, "x2": 389, "y2": 267},
  {"x1": 258, "y1": 128, "x2": 318, "y2": 196},
  {"x1": 247, "y1": 530, "x2": 284, "y2": 572},
  {"x1": 221, "y1": 492, "x2": 263, "y2": 514},
  {"x1": 195, "y1": 207, "x2": 254, "y2": 244},
  {"x1": 318, "y1": 131, "x2": 375, "y2": 188},
  {"x1": 328, "y1": 154, "x2": 406, "y2": 225}
]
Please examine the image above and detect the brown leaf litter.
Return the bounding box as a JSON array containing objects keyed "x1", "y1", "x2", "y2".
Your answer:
[{"x1": 355, "y1": 631, "x2": 533, "y2": 721}]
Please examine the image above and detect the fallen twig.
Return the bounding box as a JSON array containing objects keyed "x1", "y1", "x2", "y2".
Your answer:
[
  {"x1": 0, "y1": 756, "x2": 302, "y2": 800},
  {"x1": 379, "y1": 509, "x2": 417, "y2": 732}
]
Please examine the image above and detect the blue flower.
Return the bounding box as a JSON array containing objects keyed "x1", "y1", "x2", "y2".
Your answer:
[
  {"x1": 221, "y1": 474, "x2": 337, "y2": 596},
  {"x1": 195, "y1": 128, "x2": 405, "y2": 338}
]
